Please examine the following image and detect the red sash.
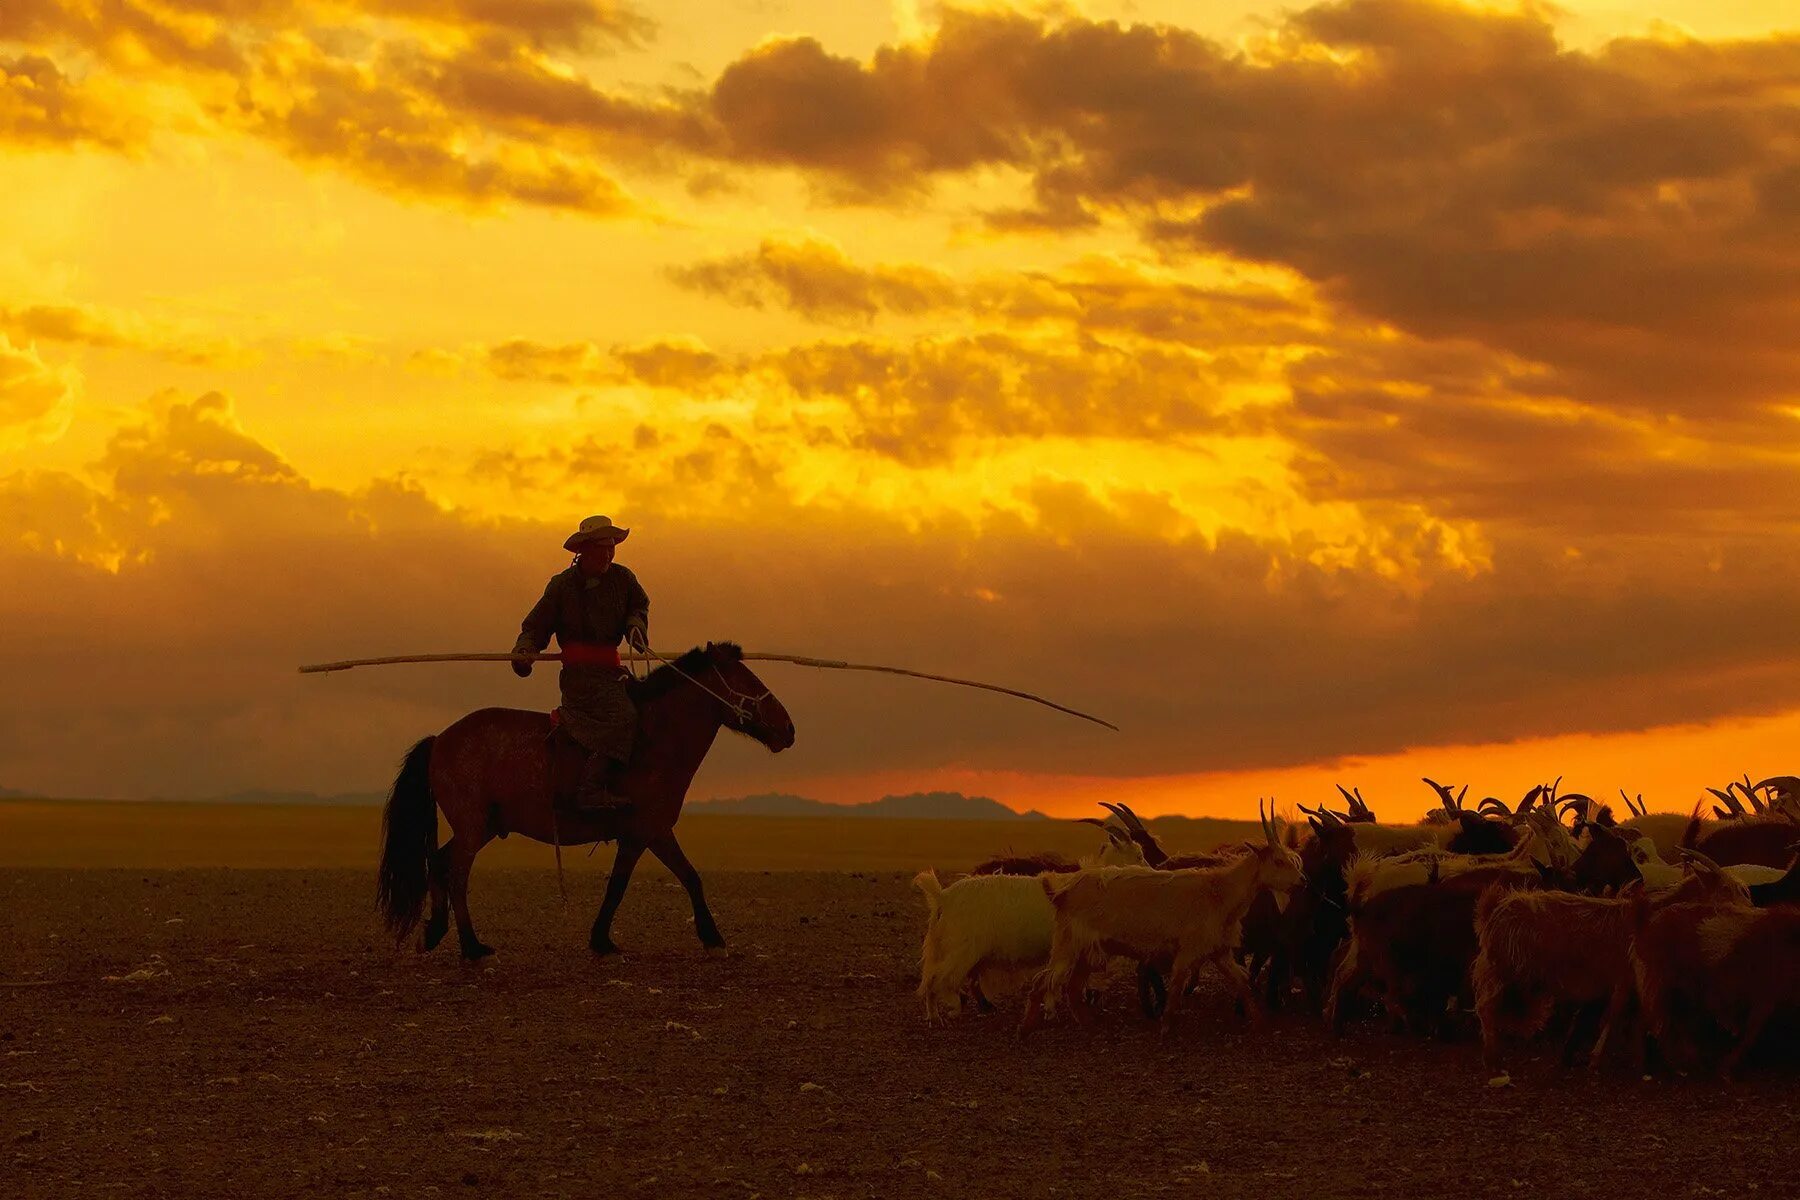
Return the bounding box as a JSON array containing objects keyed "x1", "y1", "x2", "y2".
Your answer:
[{"x1": 560, "y1": 642, "x2": 621, "y2": 669}]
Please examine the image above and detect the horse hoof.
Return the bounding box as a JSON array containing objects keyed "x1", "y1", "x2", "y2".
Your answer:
[
  {"x1": 703, "y1": 943, "x2": 730, "y2": 959},
  {"x1": 421, "y1": 920, "x2": 449, "y2": 953},
  {"x1": 591, "y1": 938, "x2": 622, "y2": 957},
  {"x1": 460, "y1": 941, "x2": 495, "y2": 961}
]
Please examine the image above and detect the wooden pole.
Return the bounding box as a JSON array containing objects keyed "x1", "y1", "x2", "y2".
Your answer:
[{"x1": 298, "y1": 651, "x2": 1118, "y2": 731}]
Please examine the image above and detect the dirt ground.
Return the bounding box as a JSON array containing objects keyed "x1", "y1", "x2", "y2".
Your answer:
[{"x1": 4, "y1": 867, "x2": 1797, "y2": 1200}]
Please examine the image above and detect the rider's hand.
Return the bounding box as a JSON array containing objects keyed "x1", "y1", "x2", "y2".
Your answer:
[{"x1": 512, "y1": 654, "x2": 533, "y2": 678}]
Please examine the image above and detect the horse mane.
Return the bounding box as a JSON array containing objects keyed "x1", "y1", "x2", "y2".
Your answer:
[{"x1": 630, "y1": 642, "x2": 745, "y2": 703}]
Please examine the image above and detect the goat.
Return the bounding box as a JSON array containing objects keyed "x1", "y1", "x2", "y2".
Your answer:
[
  {"x1": 970, "y1": 804, "x2": 1146, "y2": 876},
  {"x1": 1473, "y1": 885, "x2": 1639, "y2": 1071},
  {"x1": 1471, "y1": 858, "x2": 1751, "y2": 1073},
  {"x1": 914, "y1": 829, "x2": 1145, "y2": 1021},
  {"x1": 1754, "y1": 776, "x2": 1800, "y2": 821},
  {"x1": 1326, "y1": 859, "x2": 1540, "y2": 1037},
  {"x1": 1624, "y1": 831, "x2": 1787, "y2": 889},
  {"x1": 1629, "y1": 896, "x2": 1800, "y2": 1079},
  {"x1": 1682, "y1": 798, "x2": 1799, "y2": 870},
  {"x1": 1339, "y1": 782, "x2": 1463, "y2": 857},
  {"x1": 1064, "y1": 803, "x2": 1295, "y2": 1021},
  {"x1": 1022, "y1": 803, "x2": 1303, "y2": 1034},
  {"x1": 1749, "y1": 847, "x2": 1800, "y2": 908},
  {"x1": 1565, "y1": 821, "x2": 1642, "y2": 894},
  {"x1": 1344, "y1": 817, "x2": 1557, "y2": 904}
]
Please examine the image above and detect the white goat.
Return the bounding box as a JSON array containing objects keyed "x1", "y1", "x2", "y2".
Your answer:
[
  {"x1": 1023, "y1": 802, "x2": 1303, "y2": 1033},
  {"x1": 913, "y1": 830, "x2": 1145, "y2": 1022}
]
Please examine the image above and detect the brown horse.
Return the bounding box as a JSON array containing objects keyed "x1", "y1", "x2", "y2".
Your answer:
[{"x1": 376, "y1": 642, "x2": 795, "y2": 959}]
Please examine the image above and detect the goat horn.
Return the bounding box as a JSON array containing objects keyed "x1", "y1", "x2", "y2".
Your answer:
[
  {"x1": 1421, "y1": 777, "x2": 1453, "y2": 800},
  {"x1": 1736, "y1": 782, "x2": 1767, "y2": 813},
  {"x1": 1075, "y1": 817, "x2": 1106, "y2": 826},
  {"x1": 1677, "y1": 847, "x2": 1724, "y2": 877},
  {"x1": 1478, "y1": 798, "x2": 1511, "y2": 816},
  {"x1": 1706, "y1": 787, "x2": 1744, "y2": 815},
  {"x1": 1755, "y1": 775, "x2": 1800, "y2": 793}
]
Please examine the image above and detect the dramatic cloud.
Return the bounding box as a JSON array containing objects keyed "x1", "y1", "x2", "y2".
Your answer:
[
  {"x1": 11, "y1": 395, "x2": 1800, "y2": 803},
  {"x1": 0, "y1": 52, "x2": 139, "y2": 147},
  {"x1": 7, "y1": 1, "x2": 1800, "y2": 807},
  {"x1": 686, "y1": 5, "x2": 1800, "y2": 420},
  {"x1": 0, "y1": 333, "x2": 77, "y2": 449}
]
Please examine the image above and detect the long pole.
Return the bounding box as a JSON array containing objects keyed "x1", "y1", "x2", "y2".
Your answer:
[{"x1": 298, "y1": 651, "x2": 1118, "y2": 731}]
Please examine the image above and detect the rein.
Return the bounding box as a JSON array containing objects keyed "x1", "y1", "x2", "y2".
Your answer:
[{"x1": 642, "y1": 647, "x2": 771, "y2": 731}]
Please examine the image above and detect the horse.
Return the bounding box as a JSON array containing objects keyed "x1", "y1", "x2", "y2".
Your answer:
[{"x1": 375, "y1": 642, "x2": 795, "y2": 960}]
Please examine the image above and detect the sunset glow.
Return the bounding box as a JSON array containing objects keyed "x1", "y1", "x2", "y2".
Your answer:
[{"x1": 5, "y1": 0, "x2": 1800, "y2": 819}]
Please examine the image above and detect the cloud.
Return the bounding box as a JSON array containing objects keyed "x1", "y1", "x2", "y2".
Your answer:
[
  {"x1": 4, "y1": 1, "x2": 658, "y2": 214},
  {"x1": 0, "y1": 52, "x2": 140, "y2": 148},
  {"x1": 13, "y1": 394, "x2": 1800, "y2": 802},
  {"x1": 681, "y1": 5, "x2": 1800, "y2": 421},
  {"x1": 0, "y1": 333, "x2": 77, "y2": 449},
  {"x1": 471, "y1": 327, "x2": 1243, "y2": 464},
  {"x1": 668, "y1": 236, "x2": 954, "y2": 322},
  {"x1": 0, "y1": 301, "x2": 242, "y2": 365},
  {"x1": 361, "y1": 0, "x2": 656, "y2": 51},
  {"x1": 241, "y1": 34, "x2": 643, "y2": 216}
]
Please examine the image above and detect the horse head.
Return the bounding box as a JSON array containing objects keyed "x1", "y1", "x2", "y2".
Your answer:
[{"x1": 699, "y1": 643, "x2": 796, "y2": 752}]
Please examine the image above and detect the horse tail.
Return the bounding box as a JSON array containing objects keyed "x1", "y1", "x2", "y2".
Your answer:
[{"x1": 377, "y1": 736, "x2": 437, "y2": 942}]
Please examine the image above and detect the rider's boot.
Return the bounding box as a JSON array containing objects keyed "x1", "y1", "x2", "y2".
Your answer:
[{"x1": 568, "y1": 751, "x2": 631, "y2": 812}]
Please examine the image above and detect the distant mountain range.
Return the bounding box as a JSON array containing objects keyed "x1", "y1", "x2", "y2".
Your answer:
[
  {"x1": 689, "y1": 791, "x2": 1049, "y2": 820},
  {"x1": 1, "y1": 785, "x2": 1046, "y2": 820}
]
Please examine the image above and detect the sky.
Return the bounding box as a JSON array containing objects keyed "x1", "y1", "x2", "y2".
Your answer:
[{"x1": 3, "y1": 0, "x2": 1799, "y2": 820}]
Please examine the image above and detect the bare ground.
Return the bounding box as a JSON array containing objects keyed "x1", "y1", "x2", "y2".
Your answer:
[{"x1": 3, "y1": 868, "x2": 1796, "y2": 1199}]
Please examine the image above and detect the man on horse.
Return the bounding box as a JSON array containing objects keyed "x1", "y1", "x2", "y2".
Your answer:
[{"x1": 512, "y1": 515, "x2": 649, "y2": 812}]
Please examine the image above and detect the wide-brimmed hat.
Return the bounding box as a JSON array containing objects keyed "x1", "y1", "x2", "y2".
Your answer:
[{"x1": 564, "y1": 515, "x2": 630, "y2": 551}]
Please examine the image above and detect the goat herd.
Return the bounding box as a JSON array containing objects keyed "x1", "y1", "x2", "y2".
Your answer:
[{"x1": 913, "y1": 777, "x2": 1800, "y2": 1080}]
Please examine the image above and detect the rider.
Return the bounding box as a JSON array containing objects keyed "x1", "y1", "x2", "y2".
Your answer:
[{"x1": 512, "y1": 515, "x2": 649, "y2": 811}]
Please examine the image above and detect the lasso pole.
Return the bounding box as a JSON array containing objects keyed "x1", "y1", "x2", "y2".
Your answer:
[{"x1": 298, "y1": 651, "x2": 1118, "y2": 731}]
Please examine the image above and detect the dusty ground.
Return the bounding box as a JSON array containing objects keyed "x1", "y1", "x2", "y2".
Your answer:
[{"x1": 4, "y1": 867, "x2": 1797, "y2": 1200}]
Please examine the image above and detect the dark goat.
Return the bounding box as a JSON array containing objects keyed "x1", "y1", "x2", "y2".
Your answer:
[
  {"x1": 1684, "y1": 803, "x2": 1800, "y2": 870},
  {"x1": 1423, "y1": 778, "x2": 1520, "y2": 855},
  {"x1": 1630, "y1": 898, "x2": 1800, "y2": 1079},
  {"x1": 1567, "y1": 823, "x2": 1642, "y2": 894},
  {"x1": 970, "y1": 852, "x2": 1080, "y2": 877},
  {"x1": 1276, "y1": 816, "x2": 1360, "y2": 1013},
  {"x1": 1326, "y1": 863, "x2": 1536, "y2": 1037},
  {"x1": 1750, "y1": 848, "x2": 1800, "y2": 908}
]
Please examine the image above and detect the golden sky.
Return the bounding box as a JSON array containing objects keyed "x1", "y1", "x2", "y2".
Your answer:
[{"x1": 4, "y1": 0, "x2": 1800, "y2": 819}]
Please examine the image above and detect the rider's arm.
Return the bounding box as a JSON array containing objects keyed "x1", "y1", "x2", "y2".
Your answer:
[
  {"x1": 624, "y1": 570, "x2": 650, "y2": 650},
  {"x1": 514, "y1": 576, "x2": 562, "y2": 656}
]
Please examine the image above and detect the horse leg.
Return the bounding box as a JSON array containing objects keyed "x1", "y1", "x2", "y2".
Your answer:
[
  {"x1": 647, "y1": 831, "x2": 725, "y2": 950},
  {"x1": 448, "y1": 835, "x2": 494, "y2": 961},
  {"x1": 589, "y1": 838, "x2": 646, "y2": 957},
  {"x1": 421, "y1": 840, "x2": 451, "y2": 952}
]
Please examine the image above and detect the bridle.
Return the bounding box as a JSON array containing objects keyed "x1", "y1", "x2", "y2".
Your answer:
[{"x1": 644, "y1": 647, "x2": 774, "y2": 735}]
